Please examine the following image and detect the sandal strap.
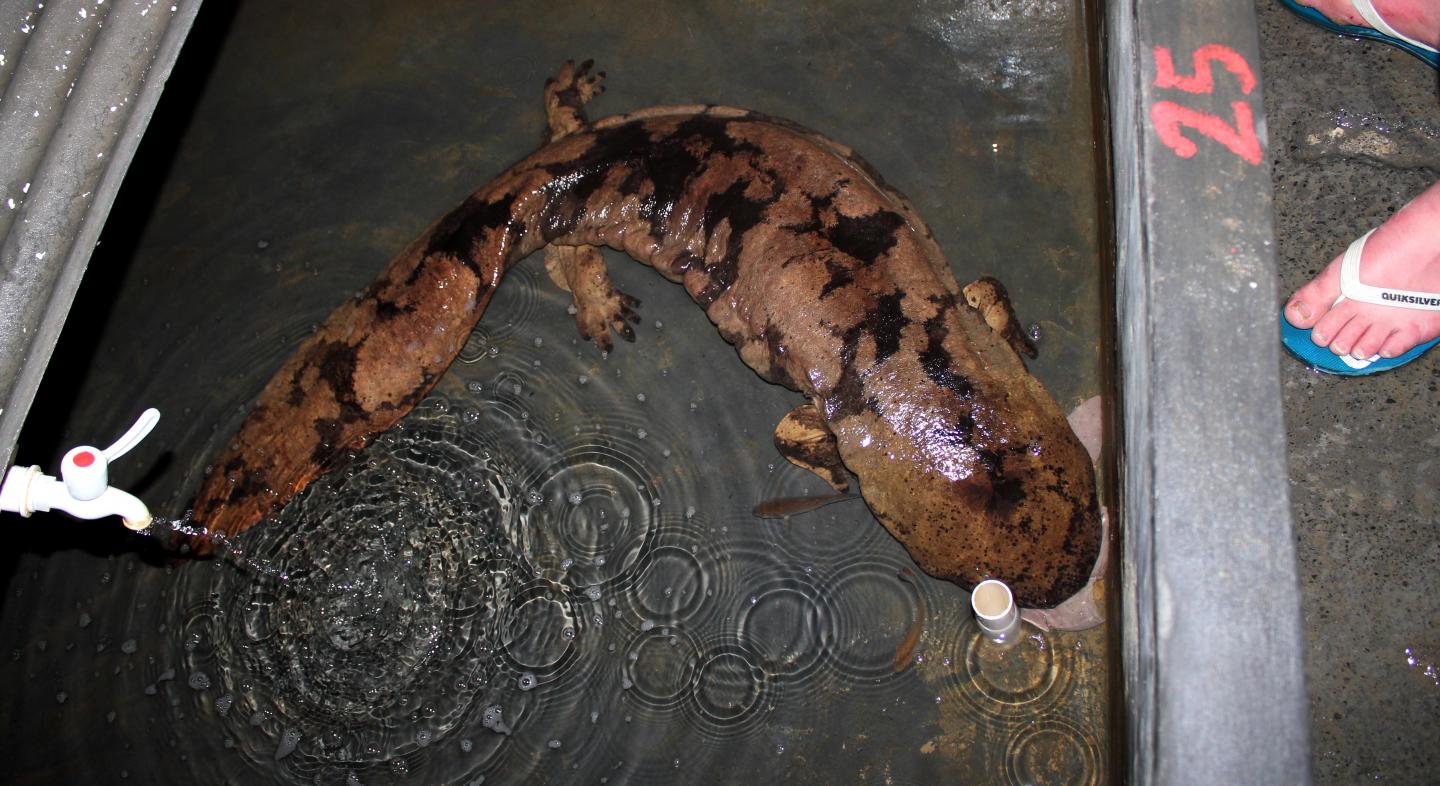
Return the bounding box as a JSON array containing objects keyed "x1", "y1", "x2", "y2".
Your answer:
[
  {"x1": 1339, "y1": 229, "x2": 1440, "y2": 310},
  {"x1": 1350, "y1": 0, "x2": 1440, "y2": 53}
]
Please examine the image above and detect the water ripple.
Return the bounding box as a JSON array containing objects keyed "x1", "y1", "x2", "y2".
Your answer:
[
  {"x1": 1002, "y1": 717, "x2": 1100, "y2": 786},
  {"x1": 822, "y1": 557, "x2": 925, "y2": 688}
]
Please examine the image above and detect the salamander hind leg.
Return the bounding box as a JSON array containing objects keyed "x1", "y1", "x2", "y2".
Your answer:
[
  {"x1": 543, "y1": 59, "x2": 606, "y2": 142},
  {"x1": 774, "y1": 402, "x2": 850, "y2": 492},
  {"x1": 544, "y1": 244, "x2": 641, "y2": 351},
  {"x1": 963, "y1": 276, "x2": 1038, "y2": 359}
]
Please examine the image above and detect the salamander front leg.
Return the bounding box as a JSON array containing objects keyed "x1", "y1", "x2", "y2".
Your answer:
[
  {"x1": 962, "y1": 276, "x2": 1038, "y2": 359},
  {"x1": 773, "y1": 402, "x2": 849, "y2": 492},
  {"x1": 540, "y1": 61, "x2": 637, "y2": 350}
]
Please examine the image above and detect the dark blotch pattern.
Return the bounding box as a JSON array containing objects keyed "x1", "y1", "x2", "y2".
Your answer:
[
  {"x1": 824, "y1": 208, "x2": 904, "y2": 264},
  {"x1": 220, "y1": 458, "x2": 269, "y2": 507},
  {"x1": 422, "y1": 191, "x2": 520, "y2": 282},
  {"x1": 695, "y1": 177, "x2": 775, "y2": 307},
  {"x1": 918, "y1": 310, "x2": 974, "y2": 401},
  {"x1": 867, "y1": 290, "x2": 908, "y2": 364}
]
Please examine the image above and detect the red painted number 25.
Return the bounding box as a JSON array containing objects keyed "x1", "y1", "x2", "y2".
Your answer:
[{"x1": 1150, "y1": 43, "x2": 1262, "y2": 166}]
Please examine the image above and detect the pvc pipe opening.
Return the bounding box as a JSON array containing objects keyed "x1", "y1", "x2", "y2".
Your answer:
[{"x1": 972, "y1": 579, "x2": 1020, "y2": 640}]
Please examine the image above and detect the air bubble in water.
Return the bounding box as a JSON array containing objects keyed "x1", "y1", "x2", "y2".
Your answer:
[
  {"x1": 482, "y1": 704, "x2": 511, "y2": 735},
  {"x1": 517, "y1": 673, "x2": 537, "y2": 691},
  {"x1": 187, "y1": 671, "x2": 210, "y2": 691},
  {"x1": 215, "y1": 693, "x2": 233, "y2": 715}
]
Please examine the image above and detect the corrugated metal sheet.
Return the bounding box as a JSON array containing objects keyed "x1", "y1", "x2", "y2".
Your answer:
[{"x1": 0, "y1": 0, "x2": 201, "y2": 472}]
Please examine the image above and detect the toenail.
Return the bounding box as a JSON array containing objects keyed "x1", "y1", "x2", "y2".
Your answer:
[
  {"x1": 1288, "y1": 300, "x2": 1311, "y2": 321},
  {"x1": 1313, "y1": 332, "x2": 1327, "y2": 345}
]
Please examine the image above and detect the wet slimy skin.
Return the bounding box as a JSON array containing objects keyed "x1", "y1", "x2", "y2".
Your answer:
[{"x1": 190, "y1": 64, "x2": 1100, "y2": 609}]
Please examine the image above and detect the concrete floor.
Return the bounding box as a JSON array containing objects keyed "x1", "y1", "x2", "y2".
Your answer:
[{"x1": 1256, "y1": 2, "x2": 1440, "y2": 783}]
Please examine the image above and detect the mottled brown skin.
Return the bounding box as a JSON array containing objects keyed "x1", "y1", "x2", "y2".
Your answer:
[{"x1": 191, "y1": 70, "x2": 1100, "y2": 608}]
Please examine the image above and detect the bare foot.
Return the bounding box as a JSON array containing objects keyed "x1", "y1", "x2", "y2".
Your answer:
[
  {"x1": 1299, "y1": 0, "x2": 1440, "y2": 49},
  {"x1": 1284, "y1": 181, "x2": 1440, "y2": 359}
]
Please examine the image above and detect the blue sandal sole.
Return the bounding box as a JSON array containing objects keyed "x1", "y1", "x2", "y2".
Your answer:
[
  {"x1": 1277, "y1": 0, "x2": 1440, "y2": 70},
  {"x1": 1280, "y1": 312, "x2": 1440, "y2": 375}
]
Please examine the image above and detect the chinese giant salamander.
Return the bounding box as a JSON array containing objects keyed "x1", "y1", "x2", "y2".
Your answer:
[{"x1": 189, "y1": 61, "x2": 1101, "y2": 610}]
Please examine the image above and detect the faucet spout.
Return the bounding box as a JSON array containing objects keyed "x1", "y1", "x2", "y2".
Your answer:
[
  {"x1": 1, "y1": 465, "x2": 153, "y2": 531},
  {"x1": 42, "y1": 475, "x2": 152, "y2": 530}
]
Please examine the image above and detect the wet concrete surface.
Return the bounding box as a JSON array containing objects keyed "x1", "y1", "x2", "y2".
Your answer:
[{"x1": 1256, "y1": 2, "x2": 1440, "y2": 783}]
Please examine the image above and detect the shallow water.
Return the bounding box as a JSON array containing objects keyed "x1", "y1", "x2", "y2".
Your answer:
[{"x1": 1, "y1": 1, "x2": 1111, "y2": 783}]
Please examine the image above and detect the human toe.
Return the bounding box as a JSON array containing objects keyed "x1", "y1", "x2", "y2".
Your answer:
[
  {"x1": 1347, "y1": 323, "x2": 1393, "y2": 360},
  {"x1": 1284, "y1": 296, "x2": 1315, "y2": 328},
  {"x1": 1308, "y1": 302, "x2": 1355, "y2": 348},
  {"x1": 1324, "y1": 312, "x2": 1372, "y2": 356},
  {"x1": 1378, "y1": 325, "x2": 1423, "y2": 359},
  {"x1": 1284, "y1": 262, "x2": 1343, "y2": 329}
]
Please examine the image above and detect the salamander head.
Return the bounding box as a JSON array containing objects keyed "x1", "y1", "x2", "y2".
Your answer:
[{"x1": 825, "y1": 385, "x2": 1102, "y2": 609}]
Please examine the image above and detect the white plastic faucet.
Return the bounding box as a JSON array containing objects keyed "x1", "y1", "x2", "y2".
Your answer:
[{"x1": 0, "y1": 409, "x2": 160, "y2": 531}]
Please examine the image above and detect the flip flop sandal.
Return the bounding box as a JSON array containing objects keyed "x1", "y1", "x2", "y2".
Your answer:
[
  {"x1": 1278, "y1": 0, "x2": 1440, "y2": 69},
  {"x1": 1281, "y1": 230, "x2": 1440, "y2": 375}
]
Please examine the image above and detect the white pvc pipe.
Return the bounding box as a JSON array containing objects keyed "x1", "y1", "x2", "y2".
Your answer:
[{"x1": 971, "y1": 579, "x2": 1020, "y2": 641}]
